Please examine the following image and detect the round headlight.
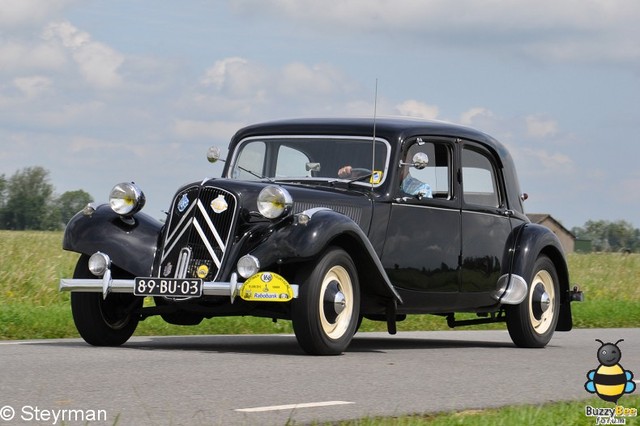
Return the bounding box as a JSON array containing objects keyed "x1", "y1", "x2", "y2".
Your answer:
[
  {"x1": 257, "y1": 185, "x2": 293, "y2": 219},
  {"x1": 109, "y1": 182, "x2": 146, "y2": 216}
]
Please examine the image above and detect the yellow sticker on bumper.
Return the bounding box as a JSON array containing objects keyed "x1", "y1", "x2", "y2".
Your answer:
[{"x1": 240, "y1": 272, "x2": 293, "y2": 302}]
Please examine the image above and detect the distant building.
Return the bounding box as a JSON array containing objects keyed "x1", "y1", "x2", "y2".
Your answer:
[{"x1": 527, "y1": 213, "x2": 576, "y2": 253}]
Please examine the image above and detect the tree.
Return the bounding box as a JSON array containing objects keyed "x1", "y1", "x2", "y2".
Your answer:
[
  {"x1": 1, "y1": 167, "x2": 55, "y2": 230},
  {"x1": 572, "y1": 220, "x2": 639, "y2": 252},
  {"x1": 56, "y1": 190, "x2": 93, "y2": 225},
  {"x1": 0, "y1": 173, "x2": 6, "y2": 209}
]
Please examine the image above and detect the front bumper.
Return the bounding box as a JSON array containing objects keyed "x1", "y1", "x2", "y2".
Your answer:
[{"x1": 59, "y1": 272, "x2": 299, "y2": 303}]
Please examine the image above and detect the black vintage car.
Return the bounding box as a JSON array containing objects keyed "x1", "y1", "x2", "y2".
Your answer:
[{"x1": 60, "y1": 117, "x2": 582, "y2": 355}]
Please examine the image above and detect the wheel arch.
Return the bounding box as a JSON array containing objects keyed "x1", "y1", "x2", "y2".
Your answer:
[
  {"x1": 511, "y1": 223, "x2": 573, "y2": 331},
  {"x1": 63, "y1": 204, "x2": 163, "y2": 277},
  {"x1": 249, "y1": 209, "x2": 402, "y2": 309}
]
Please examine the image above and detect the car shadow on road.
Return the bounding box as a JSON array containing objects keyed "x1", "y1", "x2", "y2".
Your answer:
[
  {"x1": 25, "y1": 332, "x2": 517, "y2": 355},
  {"x1": 348, "y1": 336, "x2": 516, "y2": 352}
]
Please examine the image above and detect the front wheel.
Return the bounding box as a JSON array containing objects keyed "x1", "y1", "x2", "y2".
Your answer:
[
  {"x1": 70, "y1": 255, "x2": 142, "y2": 346},
  {"x1": 506, "y1": 255, "x2": 560, "y2": 348},
  {"x1": 291, "y1": 248, "x2": 360, "y2": 355}
]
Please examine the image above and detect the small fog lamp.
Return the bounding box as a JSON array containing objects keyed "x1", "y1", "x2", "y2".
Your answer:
[
  {"x1": 237, "y1": 255, "x2": 260, "y2": 279},
  {"x1": 88, "y1": 252, "x2": 111, "y2": 277}
]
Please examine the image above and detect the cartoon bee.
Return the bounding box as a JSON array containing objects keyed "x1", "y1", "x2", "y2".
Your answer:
[{"x1": 585, "y1": 339, "x2": 636, "y2": 403}]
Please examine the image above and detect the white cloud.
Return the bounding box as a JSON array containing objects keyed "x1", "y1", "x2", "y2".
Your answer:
[
  {"x1": 43, "y1": 21, "x2": 124, "y2": 89},
  {"x1": 234, "y1": 0, "x2": 640, "y2": 64},
  {"x1": 525, "y1": 115, "x2": 558, "y2": 138},
  {"x1": 201, "y1": 57, "x2": 265, "y2": 97},
  {"x1": 173, "y1": 119, "x2": 244, "y2": 141},
  {"x1": 0, "y1": 40, "x2": 67, "y2": 72},
  {"x1": 0, "y1": 0, "x2": 74, "y2": 29},
  {"x1": 13, "y1": 76, "x2": 52, "y2": 99},
  {"x1": 278, "y1": 62, "x2": 349, "y2": 98},
  {"x1": 459, "y1": 107, "x2": 494, "y2": 126},
  {"x1": 394, "y1": 100, "x2": 439, "y2": 119},
  {"x1": 521, "y1": 148, "x2": 575, "y2": 175}
]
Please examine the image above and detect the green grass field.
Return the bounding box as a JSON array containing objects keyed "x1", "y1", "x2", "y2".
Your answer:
[
  {"x1": 1, "y1": 230, "x2": 638, "y2": 425},
  {"x1": 1, "y1": 230, "x2": 639, "y2": 339}
]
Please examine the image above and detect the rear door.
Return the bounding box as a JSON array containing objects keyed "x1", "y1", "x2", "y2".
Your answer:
[{"x1": 459, "y1": 141, "x2": 513, "y2": 308}]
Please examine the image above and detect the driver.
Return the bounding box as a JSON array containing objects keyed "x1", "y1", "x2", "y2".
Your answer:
[
  {"x1": 400, "y1": 166, "x2": 432, "y2": 198},
  {"x1": 337, "y1": 164, "x2": 432, "y2": 198}
]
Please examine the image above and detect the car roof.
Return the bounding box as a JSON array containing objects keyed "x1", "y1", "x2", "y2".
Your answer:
[{"x1": 231, "y1": 116, "x2": 510, "y2": 160}]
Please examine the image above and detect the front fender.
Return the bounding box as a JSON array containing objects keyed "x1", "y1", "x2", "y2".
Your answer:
[
  {"x1": 249, "y1": 209, "x2": 402, "y2": 304},
  {"x1": 510, "y1": 223, "x2": 573, "y2": 331},
  {"x1": 63, "y1": 204, "x2": 163, "y2": 277}
]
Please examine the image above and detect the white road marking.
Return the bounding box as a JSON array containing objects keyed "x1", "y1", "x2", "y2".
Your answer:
[{"x1": 235, "y1": 400, "x2": 354, "y2": 413}]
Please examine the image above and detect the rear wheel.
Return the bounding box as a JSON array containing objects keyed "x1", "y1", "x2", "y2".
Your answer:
[
  {"x1": 292, "y1": 248, "x2": 360, "y2": 355},
  {"x1": 506, "y1": 255, "x2": 559, "y2": 348},
  {"x1": 70, "y1": 255, "x2": 142, "y2": 346}
]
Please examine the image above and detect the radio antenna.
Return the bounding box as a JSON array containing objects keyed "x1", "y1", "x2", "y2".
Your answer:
[{"x1": 371, "y1": 78, "x2": 378, "y2": 189}]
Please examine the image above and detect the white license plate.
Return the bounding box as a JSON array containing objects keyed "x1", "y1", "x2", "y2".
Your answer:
[{"x1": 134, "y1": 278, "x2": 202, "y2": 297}]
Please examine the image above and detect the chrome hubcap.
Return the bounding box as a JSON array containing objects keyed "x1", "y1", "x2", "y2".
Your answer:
[
  {"x1": 528, "y1": 269, "x2": 555, "y2": 334},
  {"x1": 323, "y1": 280, "x2": 346, "y2": 323},
  {"x1": 319, "y1": 266, "x2": 354, "y2": 340},
  {"x1": 532, "y1": 283, "x2": 550, "y2": 320}
]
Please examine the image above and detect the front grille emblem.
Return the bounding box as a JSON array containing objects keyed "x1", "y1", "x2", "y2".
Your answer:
[
  {"x1": 210, "y1": 194, "x2": 228, "y2": 214},
  {"x1": 177, "y1": 193, "x2": 190, "y2": 212}
]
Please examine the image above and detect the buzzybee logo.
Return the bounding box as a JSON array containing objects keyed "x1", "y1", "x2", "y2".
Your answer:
[
  {"x1": 585, "y1": 339, "x2": 635, "y2": 403},
  {"x1": 583, "y1": 339, "x2": 637, "y2": 425}
]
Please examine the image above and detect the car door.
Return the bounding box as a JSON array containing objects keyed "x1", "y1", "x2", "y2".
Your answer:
[
  {"x1": 380, "y1": 137, "x2": 461, "y2": 312},
  {"x1": 459, "y1": 141, "x2": 513, "y2": 309}
]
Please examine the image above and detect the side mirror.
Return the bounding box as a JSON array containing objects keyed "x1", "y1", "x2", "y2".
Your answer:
[
  {"x1": 412, "y1": 152, "x2": 429, "y2": 170},
  {"x1": 207, "y1": 146, "x2": 223, "y2": 163},
  {"x1": 305, "y1": 162, "x2": 321, "y2": 172}
]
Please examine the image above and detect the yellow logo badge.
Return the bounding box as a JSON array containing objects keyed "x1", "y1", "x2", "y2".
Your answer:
[
  {"x1": 240, "y1": 272, "x2": 293, "y2": 302},
  {"x1": 196, "y1": 264, "x2": 209, "y2": 279}
]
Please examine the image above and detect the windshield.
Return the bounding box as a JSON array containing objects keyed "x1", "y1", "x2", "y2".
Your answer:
[{"x1": 228, "y1": 136, "x2": 391, "y2": 187}]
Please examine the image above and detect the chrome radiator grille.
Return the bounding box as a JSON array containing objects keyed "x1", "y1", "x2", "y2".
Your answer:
[{"x1": 158, "y1": 186, "x2": 237, "y2": 282}]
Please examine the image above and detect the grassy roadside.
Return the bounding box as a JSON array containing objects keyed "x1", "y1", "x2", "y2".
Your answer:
[
  {"x1": 1, "y1": 230, "x2": 639, "y2": 339},
  {"x1": 326, "y1": 395, "x2": 640, "y2": 425}
]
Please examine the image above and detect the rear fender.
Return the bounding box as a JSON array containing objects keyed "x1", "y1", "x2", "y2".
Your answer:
[
  {"x1": 249, "y1": 209, "x2": 402, "y2": 305},
  {"x1": 510, "y1": 223, "x2": 572, "y2": 331},
  {"x1": 63, "y1": 204, "x2": 163, "y2": 277}
]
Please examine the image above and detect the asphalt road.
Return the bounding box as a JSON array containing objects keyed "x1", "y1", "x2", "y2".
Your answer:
[{"x1": 1, "y1": 328, "x2": 639, "y2": 425}]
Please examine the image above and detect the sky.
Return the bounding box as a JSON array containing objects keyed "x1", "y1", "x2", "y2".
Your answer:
[{"x1": 1, "y1": 0, "x2": 639, "y2": 229}]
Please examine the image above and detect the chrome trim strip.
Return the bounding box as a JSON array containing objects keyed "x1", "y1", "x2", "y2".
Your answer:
[
  {"x1": 161, "y1": 217, "x2": 193, "y2": 262},
  {"x1": 164, "y1": 199, "x2": 197, "y2": 246},
  {"x1": 193, "y1": 218, "x2": 221, "y2": 268},
  {"x1": 197, "y1": 200, "x2": 226, "y2": 251},
  {"x1": 175, "y1": 247, "x2": 192, "y2": 278},
  {"x1": 59, "y1": 277, "x2": 299, "y2": 299}
]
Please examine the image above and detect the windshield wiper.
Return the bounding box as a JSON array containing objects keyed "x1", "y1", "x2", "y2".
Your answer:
[{"x1": 236, "y1": 166, "x2": 273, "y2": 182}]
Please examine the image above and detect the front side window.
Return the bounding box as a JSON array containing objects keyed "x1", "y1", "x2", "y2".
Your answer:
[
  {"x1": 462, "y1": 146, "x2": 500, "y2": 207},
  {"x1": 400, "y1": 138, "x2": 452, "y2": 199},
  {"x1": 230, "y1": 136, "x2": 391, "y2": 187}
]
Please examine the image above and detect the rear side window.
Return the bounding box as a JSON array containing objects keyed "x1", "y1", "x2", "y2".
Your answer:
[{"x1": 462, "y1": 146, "x2": 500, "y2": 208}]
